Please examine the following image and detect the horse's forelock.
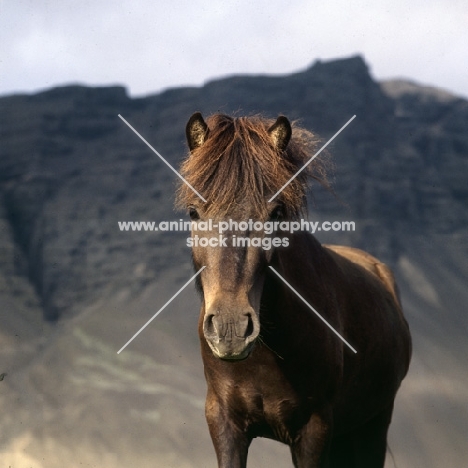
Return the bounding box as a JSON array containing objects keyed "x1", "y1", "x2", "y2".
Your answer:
[{"x1": 176, "y1": 114, "x2": 329, "y2": 218}]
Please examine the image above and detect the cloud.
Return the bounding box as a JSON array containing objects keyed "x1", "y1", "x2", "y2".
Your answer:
[{"x1": 1, "y1": 0, "x2": 467, "y2": 98}]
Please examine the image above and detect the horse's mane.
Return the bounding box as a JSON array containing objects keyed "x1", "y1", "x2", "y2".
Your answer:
[{"x1": 176, "y1": 114, "x2": 330, "y2": 218}]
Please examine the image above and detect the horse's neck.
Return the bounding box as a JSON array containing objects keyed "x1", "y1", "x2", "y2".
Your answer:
[
  {"x1": 264, "y1": 232, "x2": 333, "y2": 320},
  {"x1": 261, "y1": 232, "x2": 339, "y2": 361},
  {"x1": 275, "y1": 231, "x2": 328, "y2": 286}
]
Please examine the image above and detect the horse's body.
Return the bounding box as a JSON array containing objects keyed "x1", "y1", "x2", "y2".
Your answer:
[{"x1": 178, "y1": 113, "x2": 411, "y2": 467}]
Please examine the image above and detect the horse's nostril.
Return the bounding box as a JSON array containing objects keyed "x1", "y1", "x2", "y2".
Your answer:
[
  {"x1": 245, "y1": 313, "x2": 255, "y2": 338},
  {"x1": 204, "y1": 314, "x2": 216, "y2": 337}
]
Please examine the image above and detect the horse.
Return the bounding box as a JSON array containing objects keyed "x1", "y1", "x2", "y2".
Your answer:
[{"x1": 177, "y1": 112, "x2": 411, "y2": 468}]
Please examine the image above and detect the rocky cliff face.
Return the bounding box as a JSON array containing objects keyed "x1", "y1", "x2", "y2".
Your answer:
[
  {"x1": 1, "y1": 56, "x2": 467, "y2": 321},
  {"x1": 0, "y1": 56, "x2": 467, "y2": 467}
]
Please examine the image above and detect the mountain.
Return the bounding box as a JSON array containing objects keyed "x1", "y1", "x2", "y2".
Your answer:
[{"x1": 0, "y1": 55, "x2": 467, "y2": 467}]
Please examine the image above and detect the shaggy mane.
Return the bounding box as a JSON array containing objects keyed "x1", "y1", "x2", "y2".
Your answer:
[{"x1": 176, "y1": 114, "x2": 330, "y2": 218}]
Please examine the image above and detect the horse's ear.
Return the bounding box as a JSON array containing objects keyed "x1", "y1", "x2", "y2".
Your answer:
[
  {"x1": 186, "y1": 112, "x2": 209, "y2": 151},
  {"x1": 268, "y1": 116, "x2": 292, "y2": 152}
]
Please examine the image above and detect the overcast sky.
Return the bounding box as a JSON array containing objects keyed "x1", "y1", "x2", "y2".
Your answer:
[{"x1": 1, "y1": 0, "x2": 467, "y2": 99}]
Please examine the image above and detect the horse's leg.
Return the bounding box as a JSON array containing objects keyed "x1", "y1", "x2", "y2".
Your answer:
[
  {"x1": 351, "y1": 402, "x2": 394, "y2": 468},
  {"x1": 289, "y1": 411, "x2": 333, "y2": 468},
  {"x1": 207, "y1": 418, "x2": 250, "y2": 468},
  {"x1": 205, "y1": 393, "x2": 251, "y2": 468}
]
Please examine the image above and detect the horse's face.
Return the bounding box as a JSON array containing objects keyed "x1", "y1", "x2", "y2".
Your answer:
[
  {"x1": 188, "y1": 204, "x2": 285, "y2": 360},
  {"x1": 184, "y1": 113, "x2": 293, "y2": 360}
]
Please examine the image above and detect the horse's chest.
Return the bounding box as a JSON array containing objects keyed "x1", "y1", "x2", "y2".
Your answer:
[
  {"x1": 236, "y1": 383, "x2": 307, "y2": 443},
  {"x1": 262, "y1": 395, "x2": 306, "y2": 442}
]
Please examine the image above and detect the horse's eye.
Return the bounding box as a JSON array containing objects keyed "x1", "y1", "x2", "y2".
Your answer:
[
  {"x1": 188, "y1": 206, "x2": 200, "y2": 220},
  {"x1": 269, "y1": 205, "x2": 284, "y2": 221}
]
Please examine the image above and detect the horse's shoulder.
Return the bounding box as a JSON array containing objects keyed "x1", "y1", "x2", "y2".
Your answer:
[
  {"x1": 323, "y1": 244, "x2": 379, "y2": 266},
  {"x1": 322, "y1": 244, "x2": 400, "y2": 306}
]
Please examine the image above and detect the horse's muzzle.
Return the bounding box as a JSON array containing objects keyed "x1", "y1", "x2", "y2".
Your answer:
[{"x1": 203, "y1": 310, "x2": 260, "y2": 360}]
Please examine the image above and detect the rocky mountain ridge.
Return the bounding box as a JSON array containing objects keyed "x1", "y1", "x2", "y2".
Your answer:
[{"x1": 0, "y1": 55, "x2": 467, "y2": 467}]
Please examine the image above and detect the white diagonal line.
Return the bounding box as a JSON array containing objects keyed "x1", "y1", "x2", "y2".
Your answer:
[
  {"x1": 268, "y1": 115, "x2": 356, "y2": 202},
  {"x1": 117, "y1": 266, "x2": 206, "y2": 354},
  {"x1": 118, "y1": 114, "x2": 207, "y2": 203},
  {"x1": 268, "y1": 266, "x2": 357, "y2": 353}
]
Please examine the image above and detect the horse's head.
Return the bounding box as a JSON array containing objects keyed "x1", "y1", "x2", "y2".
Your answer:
[{"x1": 177, "y1": 113, "x2": 325, "y2": 360}]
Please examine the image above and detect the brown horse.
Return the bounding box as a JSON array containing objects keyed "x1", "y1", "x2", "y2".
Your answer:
[{"x1": 177, "y1": 113, "x2": 411, "y2": 468}]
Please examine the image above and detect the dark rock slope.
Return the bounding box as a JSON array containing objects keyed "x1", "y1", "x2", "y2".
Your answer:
[{"x1": 0, "y1": 56, "x2": 467, "y2": 467}]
